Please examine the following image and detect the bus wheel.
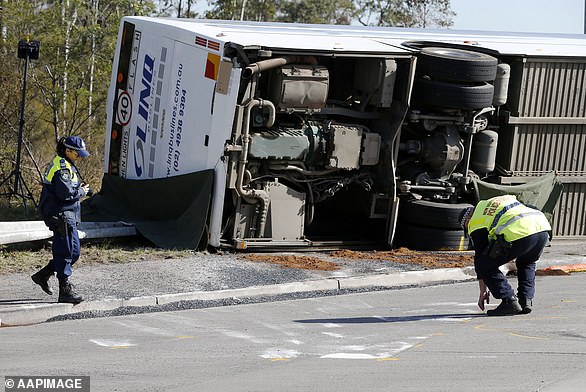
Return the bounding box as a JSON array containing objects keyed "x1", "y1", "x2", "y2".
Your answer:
[
  {"x1": 396, "y1": 222, "x2": 470, "y2": 251},
  {"x1": 399, "y1": 199, "x2": 474, "y2": 230},
  {"x1": 416, "y1": 47, "x2": 498, "y2": 83},
  {"x1": 412, "y1": 79, "x2": 494, "y2": 110}
]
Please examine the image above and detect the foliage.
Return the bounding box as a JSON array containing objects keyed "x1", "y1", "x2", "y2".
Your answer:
[
  {"x1": 206, "y1": 0, "x2": 277, "y2": 21},
  {"x1": 0, "y1": 0, "x2": 155, "y2": 210},
  {"x1": 156, "y1": 0, "x2": 200, "y2": 18},
  {"x1": 355, "y1": 0, "x2": 454, "y2": 27},
  {"x1": 278, "y1": 0, "x2": 355, "y2": 24}
]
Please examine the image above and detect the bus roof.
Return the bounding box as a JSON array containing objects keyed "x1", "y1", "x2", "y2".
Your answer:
[{"x1": 125, "y1": 16, "x2": 586, "y2": 58}]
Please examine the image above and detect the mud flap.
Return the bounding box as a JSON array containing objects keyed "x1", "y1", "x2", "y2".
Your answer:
[
  {"x1": 472, "y1": 171, "x2": 563, "y2": 226},
  {"x1": 82, "y1": 169, "x2": 214, "y2": 249}
]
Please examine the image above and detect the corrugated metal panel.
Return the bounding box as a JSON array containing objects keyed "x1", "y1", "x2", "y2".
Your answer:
[
  {"x1": 506, "y1": 124, "x2": 586, "y2": 176},
  {"x1": 519, "y1": 60, "x2": 586, "y2": 117},
  {"x1": 503, "y1": 59, "x2": 586, "y2": 238},
  {"x1": 553, "y1": 182, "x2": 586, "y2": 237}
]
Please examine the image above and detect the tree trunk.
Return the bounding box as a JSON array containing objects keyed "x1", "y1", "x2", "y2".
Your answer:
[
  {"x1": 87, "y1": 0, "x2": 99, "y2": 138},
  {"x1": 61, "y1": 0, "x2": 79, "y2": 135},
  {"x1": 240, "y1": 0, "x2": 247, "y2": 21}
]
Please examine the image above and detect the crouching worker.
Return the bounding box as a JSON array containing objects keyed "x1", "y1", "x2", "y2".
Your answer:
[
  {"x1": 32, "y1": 136, "x2": 91, "y2": 304},
  {"x1": 460, "y1": 194, "x2": 551, "y2": 316}
]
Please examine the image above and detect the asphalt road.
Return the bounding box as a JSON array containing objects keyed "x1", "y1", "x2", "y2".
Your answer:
[{"x1": 1, "y1": 274, "x2": 585, "y2": 392}]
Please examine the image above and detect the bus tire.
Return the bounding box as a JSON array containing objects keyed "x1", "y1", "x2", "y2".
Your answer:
[
  {"x1": 417, "y1": 47, "x2": 498, "y2": 83},
  {"x1": 396, "y1": 223, "x2": 470, "y2": 251},
  {"x1": 412, "y1": 79, "x2": 494, "y2": 110},
  {"x1": 400, "y1": 199, "x2": 474, "y2": 230}
]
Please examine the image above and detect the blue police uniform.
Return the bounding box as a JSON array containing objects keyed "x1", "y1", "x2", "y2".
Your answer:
[
  {"x1": 33, "y1": 136, "x2": 89, "y2": 303},
  {"x1": 39, "y1": 155, "x2": 86, "y2": 280}
]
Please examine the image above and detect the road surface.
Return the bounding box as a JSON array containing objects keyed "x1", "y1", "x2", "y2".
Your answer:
[{"x1": 1, "y1": 274, "x2": 585, "y2": 391}]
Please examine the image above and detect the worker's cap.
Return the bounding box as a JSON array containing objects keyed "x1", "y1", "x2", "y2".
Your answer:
[
  {"x1": 64, "y1": 136, "x2": 90, "y2": 157},
  {"x1": 458, "y1": 206, "x2": 475, "y2": 229}
]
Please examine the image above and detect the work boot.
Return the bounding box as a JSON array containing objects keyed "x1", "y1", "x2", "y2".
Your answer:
[
  {"x1": 518, "y1": 296, "x2": 533, "y2": 314},
  {"x1": 31, "y1": 265, "x2": 55, "y2": 295},
  {"x1": 58, "y1": 280, "x2": 83, "y2": 304},
  {"x1": 487, "y1": 296, "x2": 522, "y2": 316}
]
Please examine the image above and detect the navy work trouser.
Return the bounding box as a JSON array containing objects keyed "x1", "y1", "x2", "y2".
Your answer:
[
  {"x1": 474, "y1": 231, "x2": 549, "y2": 300},
  {"x1": 48, "y1": 214, "x2": 80, "y2": 282}
]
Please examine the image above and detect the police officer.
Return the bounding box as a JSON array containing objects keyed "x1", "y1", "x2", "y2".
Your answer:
[
  {"x1": 460, "y1": 194, "x2": 551, "y2": 316},
  {"x1": 32, "y1": 136, "x2": 91, "y2": 304}
]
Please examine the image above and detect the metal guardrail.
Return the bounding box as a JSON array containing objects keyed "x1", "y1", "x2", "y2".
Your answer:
[{"x1": 0, "y1": 221, "x2": 137, "y2": 245}]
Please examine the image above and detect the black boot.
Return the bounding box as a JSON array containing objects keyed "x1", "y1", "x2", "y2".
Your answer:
[
  {"x1": 58, "y1": 280, "x2": 83, "y2": 304},
  {"x1": 31, "y1": 265, "x2": 55, "y2": 295},
  {"x1": 487, "y1": 296, "x2": 522, "y2": 316},
  {"x1": 518, "y1": 296, "x2": 533, "y2": 314}
]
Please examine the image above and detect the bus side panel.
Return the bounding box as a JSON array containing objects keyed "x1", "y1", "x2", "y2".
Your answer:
[
  {"x1": 108, "y1": 24, "x2": 227, "y2": 180},
  {"x1": 154, "y1": 40, "x2": 216, "y2": 178}
]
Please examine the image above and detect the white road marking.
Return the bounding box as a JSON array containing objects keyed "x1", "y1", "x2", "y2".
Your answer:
[
  {"x1": 260, "y1": 349, "x2": 301, "y2": 359},
  {"x1": 322, "y1": 332, "x2": 344, "y2": 338},
  {"x1": 89, "y1": 339, "x2": 136, "y2": 348},
  {"x1": 320, "y1": 342, "x2": 415, "y2": 359},
  {"x1": 320, "y1": 323, "x2": 342, "y2": 328}
]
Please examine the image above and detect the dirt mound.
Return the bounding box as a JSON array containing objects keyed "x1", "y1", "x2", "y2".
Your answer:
[
  {"x1": 244, "y1": 248, "x2": 474, "y2": 271},
  {"x1": 243, "y1": 254, "x2": 340, "y2": 271},
  {"x1": 331, "y1": 248, "x2": 474, "y2": 269}
]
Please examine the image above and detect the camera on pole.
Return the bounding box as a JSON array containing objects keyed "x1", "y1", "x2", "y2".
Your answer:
[
  {"x1": 18, "y1": 39, "x2": 40, "y2": 60},
  {"x1": 0, "y1": 38, "x2": 41, "y2": 215}
]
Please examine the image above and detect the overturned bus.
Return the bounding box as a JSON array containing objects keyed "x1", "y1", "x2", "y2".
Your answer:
[{"x1": 98, "y1": 17, "x2": 586, "y2": 250}]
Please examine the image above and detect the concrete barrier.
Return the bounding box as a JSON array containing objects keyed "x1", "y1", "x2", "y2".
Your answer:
[{"x1": 0, "y1": 221, "x2": 137, "y2": 245}]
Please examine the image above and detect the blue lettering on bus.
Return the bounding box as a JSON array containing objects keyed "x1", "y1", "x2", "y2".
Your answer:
[{"x1": 133, "y1": 54, "x2": 154, "y2": 177}]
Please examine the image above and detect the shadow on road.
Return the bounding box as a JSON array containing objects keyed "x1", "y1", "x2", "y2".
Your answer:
[{"x1": 295, "y1": 313, "x2": 484, "y2": 324}]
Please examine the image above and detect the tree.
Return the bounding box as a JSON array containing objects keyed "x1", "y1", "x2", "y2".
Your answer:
[
  {"x1": 278, "y1": 0, "x2": 355, "y2": 24},
  {"x1": 156, "y1": 0, "x2": 201, "y2": 18},
  {"x1": 206, "y1": 0, "x2": 277, "y2": 21},
  {"x1": 355, "y1": 0, "x2": 454, "y2": 28},
  {"x1": 0, "y1": 0, "x2": 156, "y2": 207},
  {"x1": 405, "y1": 0, "x2": 454, "y2": 28}
]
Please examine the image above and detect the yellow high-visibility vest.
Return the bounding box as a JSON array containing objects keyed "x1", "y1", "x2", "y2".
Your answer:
[
  {"x1": 468, "y1": 195, "x2": 551, "y2": 242},
  {"x1": 43, "y1": 156, "x2": 79, "y2": 185}
]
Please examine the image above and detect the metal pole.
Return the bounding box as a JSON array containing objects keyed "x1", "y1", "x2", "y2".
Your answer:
[{"x1": 14, "y1": 52, "x2": 29, "y2": 203}]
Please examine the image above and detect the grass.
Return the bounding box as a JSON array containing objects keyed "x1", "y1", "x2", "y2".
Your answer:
[
  {"x1": 0, "y1": 203, "x2": 199, "y2": 275},
  {"x1": 0, "y1": 236, "x2": 197, "y2": 275},
  {"x1": 0, "y1": 205, "x2": 40, "y2": 221}
]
